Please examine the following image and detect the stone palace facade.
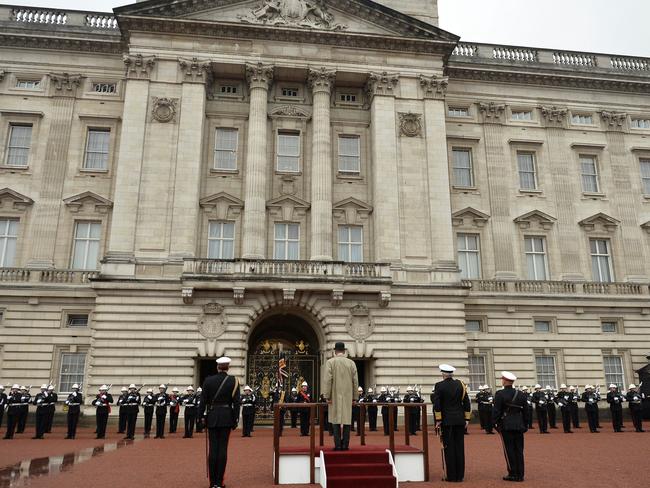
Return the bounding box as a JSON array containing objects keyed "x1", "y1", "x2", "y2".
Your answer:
[{"x1": 1, "y1": 0, "x2": 649, "y2": 410}]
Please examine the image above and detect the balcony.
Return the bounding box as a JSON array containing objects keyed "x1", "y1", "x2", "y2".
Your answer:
[
  {"x1": 0, "y1": 268, "x2": 98, "y2": 285},
  {"x1": 462, "y1": 279, "x2": 650, "y2": 297},
  {"x1": 183, "y1": 259, "x2": 392, "y2": 284}
]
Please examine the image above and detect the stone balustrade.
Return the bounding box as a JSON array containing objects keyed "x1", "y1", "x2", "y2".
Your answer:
[
  {"x1": 183, "y1": 258, "x2": 392, "y2": 283},
  {"x1": 493, "y1": 46, "x2": 538, "y2": 63},
  {"x1": 0, "y1": 268, "x2": 31, "y2": 282},
  {"x1": 0, "y1": 268, "x2": 97, "y2": 284},
  {"x1": 462, "y1": 279, "x2": 649, "y2": 296},
  {"x1": 5, "y1": 5, "x2": 118, "y2": 30}
]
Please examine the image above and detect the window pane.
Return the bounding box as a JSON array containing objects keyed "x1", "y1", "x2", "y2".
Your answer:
[
  {"x1": 452, "y1": 149, "x2": 473, "y2": 187},
  {"x1": 207, "y1": 221, "x2": 235, "y2": 259},
  {"x1": 534, "y1": 321, "x2": 551, "y2": 333},
  {"x1": 535, "y1": 356, "x2": 557, "y2": 389},
  {"x1": 601, "y1": 322, "x2": 617, "y2": 333},
  {"x1": 84, "y1": 130, "x2": 110, "y2": 170},
  {"x1": 287, "y1": 224, "x2": 299, "y2": 240},
  {"x1": 6, "y1": 125, "x2": 32, "y2": 166},
  {"x1": 468, "y1": 356, "x2": 486, "y2": 391},
  {"x1": 287, "y1": 241, "x2": 299, "y2": 260},
  {"x1": 214, "y1": 128, "x2": 238, "y2": 170},
  {"x1": 72, "y1": 222, "x2": 101, "y2": 270},
  {"x1": 457, "y1": 234, "x2": 480, "y2": 279},
  {"x1": 0, "y1": 219, "x2": 19, "y2": 267},
  {"x1": 59, "y1": 352, "x2": 86, "y2": 393},
  {"x1": 465, "y1": 320, "x2": 481, "y2": 332},
  {"x1": 603, "y1": 356, "x2": 624, "y2": 389}
]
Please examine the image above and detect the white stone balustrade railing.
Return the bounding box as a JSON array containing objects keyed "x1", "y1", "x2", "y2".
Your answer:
[
  {"x1": 11, "y1": 8, "x2": 67, "y2": 24},
  {"x1": 85, "y1": 15, "x2": 118, "y2": 29},
  {"x1": 0, "y1": 268, "x2": 31, "y2": 282},
  {"x1": 5, "y1": 6, "x2": 118, "y2": 31},
  {"x1": 493, "y1": 46, "x2": 538, "y2": 62},
  {"x1": 610, "y1": 56, "x2": 650, "y2": 72},
  {"x1": 552, "y1": 51, "x2": 597, "y2": 67},
  {"x1": 0, "y1": 268, "x2": 98, "y2": 284},
  {"x1": 462, "y1": 279, "x2": 649, "y2": 296},
  {"x1": 183, "y1": 259, "x2": 392, "y2": 282},
  {"x1": 453, "y1": 43, "x2": 479, "y2": 57}
]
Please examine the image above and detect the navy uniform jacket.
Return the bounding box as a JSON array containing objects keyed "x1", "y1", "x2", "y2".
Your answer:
[
  {"x1": 65, "y1": 392, "x2": 83, "y2": 410},
  {"x1": 200, "y1": 372, "x2": 241, "y2": 429},
  {"x1": 492, "y1": 386, "x2": 528, "y2": 432},
  {"x1": 433, "y1": 377, "x2": 471, "y2": 426}
]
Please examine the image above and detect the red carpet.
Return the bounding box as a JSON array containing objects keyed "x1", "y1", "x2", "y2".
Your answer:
[{"x1": 323, "y1": 450, "x2": 396, "y2": 488}]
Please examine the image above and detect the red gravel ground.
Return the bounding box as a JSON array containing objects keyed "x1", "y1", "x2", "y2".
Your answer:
[{"x1": 1, "y1": 424, "x2": 648, "y2": 488}]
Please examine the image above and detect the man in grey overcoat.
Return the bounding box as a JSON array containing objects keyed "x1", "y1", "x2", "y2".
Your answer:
[{"x1": 323, "y1": 342, "x2": 359, "y2": 450}]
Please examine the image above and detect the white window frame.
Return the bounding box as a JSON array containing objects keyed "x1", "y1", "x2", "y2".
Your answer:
[
  {"x1": 603, "y1": 355, "x2": 625, "y2": 389},
  {"x1": 631, "y1": 118, "x2": 650, "y2": 129},
  {"x1": 16, "y1": 80, "x2": 41, "y2": 89},
  {"x1": 512, "y1": 110, "x2": 533, "y2": 121},
  {"x1": 0, "y1": 218, "x2": 19, "y2": 267},
  {"x1": 5, "y1": 124, "x2": 32, "y2": 167},
  {"x1": 337, "y1": 135, "x2": 361, "y2": 174},
  {"x1": 601, "y1": 320, "x2": 618, "y2": 334},
  {"x1": 640, "y1": 158, "x2": 650, "y2": 195},
  {"x1": 572, "y1": 113, "x2": 594, "y2": 125},
  {"x1": 535, "y1": 355, "x2": 557, "y2": 389},
  {"x1": 457, "y1": 233, "x2": 481, "y2": 279},
  {"x1": 281, "y1": 87, "x2": 299, "y2": 98},
  {"x1": 465, "y1": 319, "x2": 483, "y2": 333},
  {"x1": 276, "y1": 131, "x2": 301, "y2": 173},
  {"x1": 58, "y1": 352, "x2": 86, "y2": 394},
  {"x1": 468, "y1": 355, "x2": 487, "y2": 391},
  {"x1": 83, "y1": 128, "x2": 110, "y2": 170},
  {"x1": 91, "y1": 82, "x2": 117, "y2": 94},
  {"x1": 524, "y1": 236, "x2": 548, "y2": 280},
  {"x1": 213, "y1": 128, "x2": 239, "y2": 171},
  {"x1": 451, "y1": 148, "x2": 474, "y2": 187},
  {"x1": 207, "y1": 221, "x2": 235, "y2": 260},
  {"x1": 590, "y1": 238, "x2": 614, "y2": 283},
  {"x1": 534, "y1": 320, "x2": 552, "y2": 333},
  {"x1": 71, "y1": 221, "x2": 101, "y2": 270},
  {"x1": 338, "y1": 225, "x2": 363, "y2": 263},
  {"x1": 580, "y1": 155, "x2": 600, "y2": 193},
  {"x1": 448, "y1": 107, "x2": 469, "y2": 118},
  {"x1": 517, "y1": 151, "x2": 538, "y2": 190},
  {"x1": 273, "y1": 223, "x2": 300, "y2": 260}
]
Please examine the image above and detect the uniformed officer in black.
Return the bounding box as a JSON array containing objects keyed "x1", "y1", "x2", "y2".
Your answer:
[
  {"x1": 196, "y1": 387, "x2": 205, "y2": 433},
  {"x1": 169, "y1": 387, "x2": 181, "y2": 434},
  {"x1": 404, "y1": 386, "x2": 423, "y2": 435},
  {"x1": 124, "y1": 384, "x2": 141, "y2": 440},
  {"x1": 154, "y1": 384, "x2": 170, "y2": 439},
  {"x1": 555, "y1": 384, "x2": 573, "y2": 433},
  {"x1": 433, "y1": 364, "x2": 471, "y2": 483},
  {"x1": 93, "y1": 385, "x2": 113, "y2": 439},
  {"x1": 32, "y1": 384, "x2": 50, "y2": 439},
  {"x1": 200, "y1": 356, "x2": 241, "y2": 488},
  {"x1": 142, "y1": 388, "x2": 155, "y2": 437},
  {"x1": 2, "y1": 384, "x2": 22, "y2": 439},
  {"x1": 606, "y1": 384, "x2": 625, "y2": 432},
  {"x1": 378, "y1": 387, "x2": 391, "y2": 435},
  {"x1": 531, "y1": 385, "x2": 548, "y2": 433},
  {"x1": 288, "y1": 388, "x2": 299, "y2": 428},
  {"x1": 364, "y1": 388, "x2": 378, "y2": 431},
  {"x1": 520, "y1": 386, "x2": 534, "y2": 429},
  {"x1": 240, "y1": 385, "x2": 256, "y2": 437},
  {"x1": 544, "y1": 386, "x2": 557, "y2": 429},
  {"x1": 64, "y1": 383, "x2": 83, "y2": 439},
  {"x1": 116, "y1": 386, "x2": 128, "y2": 434},
  {"x1": 493, "y1": 371, "x2": 528, "y2": 483},
  {"x1": 568, "y1": 386, "x2": 581, "y2": 428},
  {"x1": 296, "y1": 381, "x2": 312, "y2": 436},
  {"x1": 0, "y1": 384, "x2": 6, "y2": 429},
  {"x1": 182, "y1": 386, "x2": 198, "y2": 438},
  {"x1": 387, "y1": 387, "x2": 400, "y2": 432},
  {"x1": 476, "y1": 385, "x2": 495, "y2": 434},
  {"x1": 45, "y1": 385, "x2": 57, "y2": 433},
  {"x1": 580, "y1": 385, "x2": 600, "y2": 432},
  {"x1": 626, "y1": 384, "x2": 645, "y2": 432},
  {"x1": 17, "y1": 386, "x2": 31, "y2": 433}
]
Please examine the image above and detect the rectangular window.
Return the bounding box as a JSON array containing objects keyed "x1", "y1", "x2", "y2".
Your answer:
[
  {"x1": 603, "y1": 356, "x2": 625, "y2": 389},
  {"x1": 16, "y1": 80, "x2": 41, "y2": 89},
  {"x1": 580, "y1": 155, "x2": 600, "y2": 193},
  {"x1": 92, "y1": 82, "x2": 117, "y2": 94},
  {"x1": 640, "y1": 158, "x2": 650, "y2": 195},
  {"x1": 338, "y1": 225, "x2": 363, "y2": 262},
  {"x1": 468, "y1": 355, "x2": 487, "y2": 391},
  {"x1": 66, "y1": 313, "x2": 89, "y2": 327},
  {"x1": 590, "y1": 239, "x2": 613, "y2": 282},
  {"x1": 448, "y1": 107, "x2": 469, "y2": 117},
  {"x1": 535, "y1": 355, "x2": 557, "y2": 389},
  {"x1": 631, "y1": 119, "x2": 650, "y2": 129},
  {"x1": 457, "y1": 233, "x2": 481, "y2": 279},
  {"x1": 339, "y1": 93, "x2": 357, "y2": 103},
  {"x1": 465, "y1": 319, "x2": 482, "y2": 332},
  {"x1": 276, "y1": 132, "x2": 300, "y2": 172},
  {"x1": 281, "y1": 87, "x2": 299, "y2": 97},
  {"x1": 534, "y1": 320, "x2": 551, "y2": 333},
  {"x1": 83, "y1": 129, "x2": 110, "y2": 170},
  {"x1": 220, "y1": 85, "x2": 238, "y2": 94},
  {"x1": 71, "y1": 222, "x2": 101, "y2": 270},
  {"x1": 207, "y1": 221, "x2": 235, "y2": 260},
  {"x1": 214, "y1": 128, "x2": 238, "y2": 170},
  {"x1": 5, "y1": 124, "x2": 32, "y2": 167},
  {"x1": 512, "y1": 110, "x2": 533, "y2": 121},
  {"x1": 452, "y1": 148, "x2": 474, "y2": 187},
  {"x1": 525, "y1": 236, "x2": 548, "y2": 280},
  {"x1": 601, "y1": 321, "x2": 618, "y2": 333},
  {"x1": 0, "y1": 219, "x2": 19, "y2": 267},
  {"x1": 338, "y1": 135, "x2": 360, "y2": 174},
  {"x1": 517, "y1": 152, "x2": 537, "y2": 190},
  {"x1": 59, "y1": 352, "x2": 86, "y2": 393},
  {"x1": 572, "y1": 114, "x2": 593, "y2": 125},
  {"x1": 274, "y1": 223, "x2": 300, "y2": 260}
]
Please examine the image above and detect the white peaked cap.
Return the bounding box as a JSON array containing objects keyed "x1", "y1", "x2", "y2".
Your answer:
[
  {"x1": 146, "y1": 388, "x2": 153, "y2": 393},
  {"x1": 609, "y1": 384, "x2": 617, "y2": 389},
  {"x1": 216, "y1": 356, "x2": 231, "y2": 364},
  {"x1": 121, "y1": 387, "x2": 128, "y2": 391},
  {"x1": 367, "y1": 388, "x2": 373, "y2": 393},
  {"x1": 129, "y1": 384, "x2": 137, "y2": 389},
  {"x1": 41, "y1": 384, "x2": 48, "y2": 389},
  {"x1": 187, "y1": 386, "x2": 194, "y2": 390},
  {"x1": 545, "y1": 385, "x2": 551, "y2": 390},
  {"x1": 569, "y1": 386, "x2": 575, "y2": 390},
  {"x1": 21, "y1": 386, "x2": 27, "y2": 390},
  {"x1": 389, "y1": 386, "x2": 396, "y2": 391},
  {"x1": 380, "y1": 387, "x2": 387, "y2": 392},
  {"x1": 521, "y1": 386, "x2": 529, "y2": 391},
  {"x1": 358, "y1": 387, "x2": 364, "y2": 391},
  {"x1": 291, "y1": 388, "x2": 297, "y2": 392},
  {"x1": 439, "y1": 364, "x2": 456, "y2": 373},
  {"x1": 407, "y1": 386, "x2": 413, "y2": 391},
  {"x1": 48, "y1": 385, "x2": 55, "y2": 390},
  {"x1": 585, "y1": 384, "x2": 593, "y2": 389},
  {"x1": 100, "y1": 385, "x2": 108, "y2": 390},
  {"x1": 172, "y1": 387, "x2": 179, "y2": 392},
  {"x1": 534, "y1": 384, "x2": 541, "y2": 389},
  {"x1": 12, "y1": 384, "x2": 20, "y2": 389},
  {"x1": 629, "y1": 384, "x2": 637, "y2": 389},
  {"x1": 501, "y1": 371, "x2": 517, "y2": 382},
  {"x1": 301, "y1": 381, "x2": 308, "y2": 386},
  {"x1": 72, "y1": 384, "x2": 79, "y2": 389},
  {"x1": 159, "y1": 384, "x2": 166, "y2": 389},
  {"x1": 479, "y1": 385, "x2": 486, "y2": 390},
  {"x1": 0, "y1": 385, "x2": 3, "y2": 389},
  {"x1": 244, "y1": 385, "x2": 252, "y2": 391},
  {"x1": 560, "y1": 384, "x2": 567, "y2": 389},
  {"x1": 197, "y1": 387, "x2": 202, "y2": 392}
]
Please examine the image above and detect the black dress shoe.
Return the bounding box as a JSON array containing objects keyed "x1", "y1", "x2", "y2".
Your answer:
[{"x1": 503, "y1": 475, "x2": 518, "y2": 481}]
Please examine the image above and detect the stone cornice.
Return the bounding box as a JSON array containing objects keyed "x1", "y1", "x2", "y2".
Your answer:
[{"x1": 0, "y1": 32, "x2": 122, "y2": 55}]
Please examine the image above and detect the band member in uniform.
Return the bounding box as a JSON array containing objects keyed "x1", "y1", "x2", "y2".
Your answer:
[
  {"x1": 318, "y1": 393, "x2": 333, "y2": 436},
  {"x1": 364, "y1": 388, "x2": 378, "y2": 431},
  {"x1": 545, "y1": 386, "x2": 557, "y2": 429},
  {"x1": 0, "y1": 384, "x2": 6, "y2": 429},
  {"x1": 531, "y1": 385, "x2": 548, "y2": 433},
  {"x1": 169, "y1": 387, "x2": 181, "y2": 434},
  {"x1": 142, "y1": 388, "x2": 155, "y2": 437},
  {"x1": 241, "y1": 385, "x2": 256, "y2": 437},
  {"x1": 606, "y1": 384, "x2": 625, "y2": 432},
  {"x1": 493, "y1": 371, "x2": 528, "y2": 483},
  {"x1": 182, "y1": 386, "x2": 198, "y2": 438},
  {"x1": 200, "y1": 356, "x2": 241, "y2": 488},
  {"x1": 288, "y1": 388, "x2": 299, "y2": 428},
  {"x1": 568, "y1": 386, "x2": 581, "y2": 428},
  {"x1": 2, "y1": 385, "x2": 22, "y2": 439},
  {"x1": 196, "y1": 387, "x2": 205, "y2": 433},
  {"x1": 581, "y1": 385, "x2": 600, "y2": 432},
  {"x1": 64, "y1": 384, "x2": 83, "y2": 439},
  {"x1": 520, "y1": 386, "x2": 534, "y2": 429},
  {"x1": 44, "y1": 385, "x2": 57, "y2": 434},
  {"x1": 124, "y1": 384, "x2": 140, "y2": 440},
  {"x1": 555, "y1": 384, "x2": 573, "y2": 433},
  {"x1": 155, "y1": 384, "x2": 170, "y2": 439},
  {"x1": 378, "y1": 386, "x2": 390, "y2": 435},
  {"x1": 17, "y1": 386, "x2": 31, "y2": 434},
  {"x1": 433, "y1": 364, "x2": 471, "y2": 483},
  {"x1": 297, "y1": 381, "x2": 312, "y2": 436},
  {"x1": 405, "y1": 386, "x2": 423, "y2": 435},
  {"x1": 626, "y1": 384, "x2": 645, "y2": 432},
  {"x1": 476, "y1": 385, "x2": 495, "y2": 434},
  {"x1": 116, "y1": 386, "x2": 128, "y2": 434},
  {"x1": 32, "y1": 384, "x2": 50, "y2": 439},
  {"x1": 93, "y1": 385, "x2": 113, "y2": 439}
]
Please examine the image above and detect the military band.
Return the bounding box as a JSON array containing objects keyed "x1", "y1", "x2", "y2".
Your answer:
[
  {"x1": 182, "y1": 386, "x2": 198, "y2": 438},
  {"x1": 142, "y1": 387, "x2": 155, "y2": 437},
  {"x1": 64, "y1": 384, "x2": 83, "y2": 439},
  {"x1": 92, "y1": 385, "x2": 113, "y2": 439},
  {"x1": 555, "y1": 384, "x2": 573, "y2": 433},
  {"x1": 476, "y1": 385, "x2": 495, "y2": 434},
  {"x1": 240, "y1": 385, "x2": 256, "y2": 437}
]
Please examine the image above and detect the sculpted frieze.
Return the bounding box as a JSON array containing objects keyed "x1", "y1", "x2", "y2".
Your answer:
[{"x1": 239, "y1": 0, "x2": 347, "y2": 31}]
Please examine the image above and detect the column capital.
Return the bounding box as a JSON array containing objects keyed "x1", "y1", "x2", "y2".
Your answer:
[
  {"x1": 478, "y1": 101, "x2": 506, "y2": 124},
  {"x1": 308, "y1": 67, "x2": 336, "y2": 94},
  {"x1": 365, "y1": 71, "x2": 399, "y2": 105},
  {"x1": 49, "y1": 73, "x2": 82, "y2": 96},
  {"x1": 419, "y1": 74, "x2": 448, "y2": 100},
  {"x1": 540, "y1": 105, "x2": 568, "y2": 128},
  {"x1": 124, "y1": 54, "x2": 156, "y2": 80},
  {"x1": 178, "y1": 57, "x2": 213, "y2": 84},
  {"x1": 600, "y1": 110, "x2": 628, "y2": 131},
  {"x1": 245, "y1": 62, "x2": 274, "y2": 90}
]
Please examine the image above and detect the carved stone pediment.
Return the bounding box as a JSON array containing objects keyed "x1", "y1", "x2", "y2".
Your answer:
[
  {"x1": 239, "y1": 0, "x2": 347, "y2": 31},
  {"x1": 514, "y1": 210, "x2": 557, "y2": 230},
  {"x1": 452, "y1": 207, "x2": 490, "y2": 227},
  {"x1": 266, "y1": 195, "x2": 310, "y2": 220},
  {"x1": 345, "y1": 303, "x2": 375, "y2": 341},
  {"x1": 578, "y1": 212, "x2": 620, "y2": 233},
  {"x1": 269, "y1": 105, "x2": 312, "y2": 119},
  {"x1": 0, "y1": 188, "x2": 34, "y2": 212},
  {"x1": 332, "y1": 197, "x2": 373, "y2": 224},
  {"x1": 200, "y1": 192, "x2": 244, "y2": 219},
  {"x1": 63, "y1": 191, "x2": 113, "y2": 214}
]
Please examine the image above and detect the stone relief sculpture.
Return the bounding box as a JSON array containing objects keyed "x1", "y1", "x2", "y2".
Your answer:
[{"x1": 239, "y1": 0, "x2": 347, "y2": 30}]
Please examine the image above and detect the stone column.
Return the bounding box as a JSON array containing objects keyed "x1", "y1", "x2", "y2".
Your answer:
[
  {"x1": 27, "y1": 73, "x2": 82, "y2": 268},
  {"x1": 479, "y1": 102, "x2": 516, "y2": 279},
  {"x1": 367, "y1": 72, "x2": 401, "y2": 263},
  {"x1": 241, "y1": 63, "x2": 273, "y2": 259},
  {"x1": 420, "y1": 75, "x2": 457, "y2": 272},
  {"x1": 169, "y1": 58, "x2": 211, "y2": 260},
  {"x1": 104, "y1": 55, "x2": 156, "y2": 276},
  {"x1": 308, "y1": 67, "x2": 336, "y2": 261}
]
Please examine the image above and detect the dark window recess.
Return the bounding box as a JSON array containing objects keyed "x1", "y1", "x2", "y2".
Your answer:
[{"x1": 66, "y1": 314, "x2": 89, "y2": 327}]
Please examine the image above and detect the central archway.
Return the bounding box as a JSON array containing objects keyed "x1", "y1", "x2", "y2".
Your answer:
[{"x1": 247, "y1": 310, "x2": 322, "y2": 421}]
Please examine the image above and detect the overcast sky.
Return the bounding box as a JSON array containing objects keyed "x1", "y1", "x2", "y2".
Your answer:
[{"x1": 2, "y1": 0, "x2": 649, "y2": 56}]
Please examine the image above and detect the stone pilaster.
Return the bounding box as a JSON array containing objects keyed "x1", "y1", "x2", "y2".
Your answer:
[
  {"x1": 367, "y1": 72, "x2": 401, "y2": 263},
  {"x1": 308, "y1": 67, "x2": 336, "y2": 261},
  {"x1": 169, "y1": 58, "x2": 211, "y2": 259},
  {"x1": 27, "y1": 73, "x2": 81, "y2": 268},
  {"x1": 104, "y1": 56, "x2": 156, "y2": 275},
  {"x1": 241, "y1": 63, "x2": 274, "y2": 259}
]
